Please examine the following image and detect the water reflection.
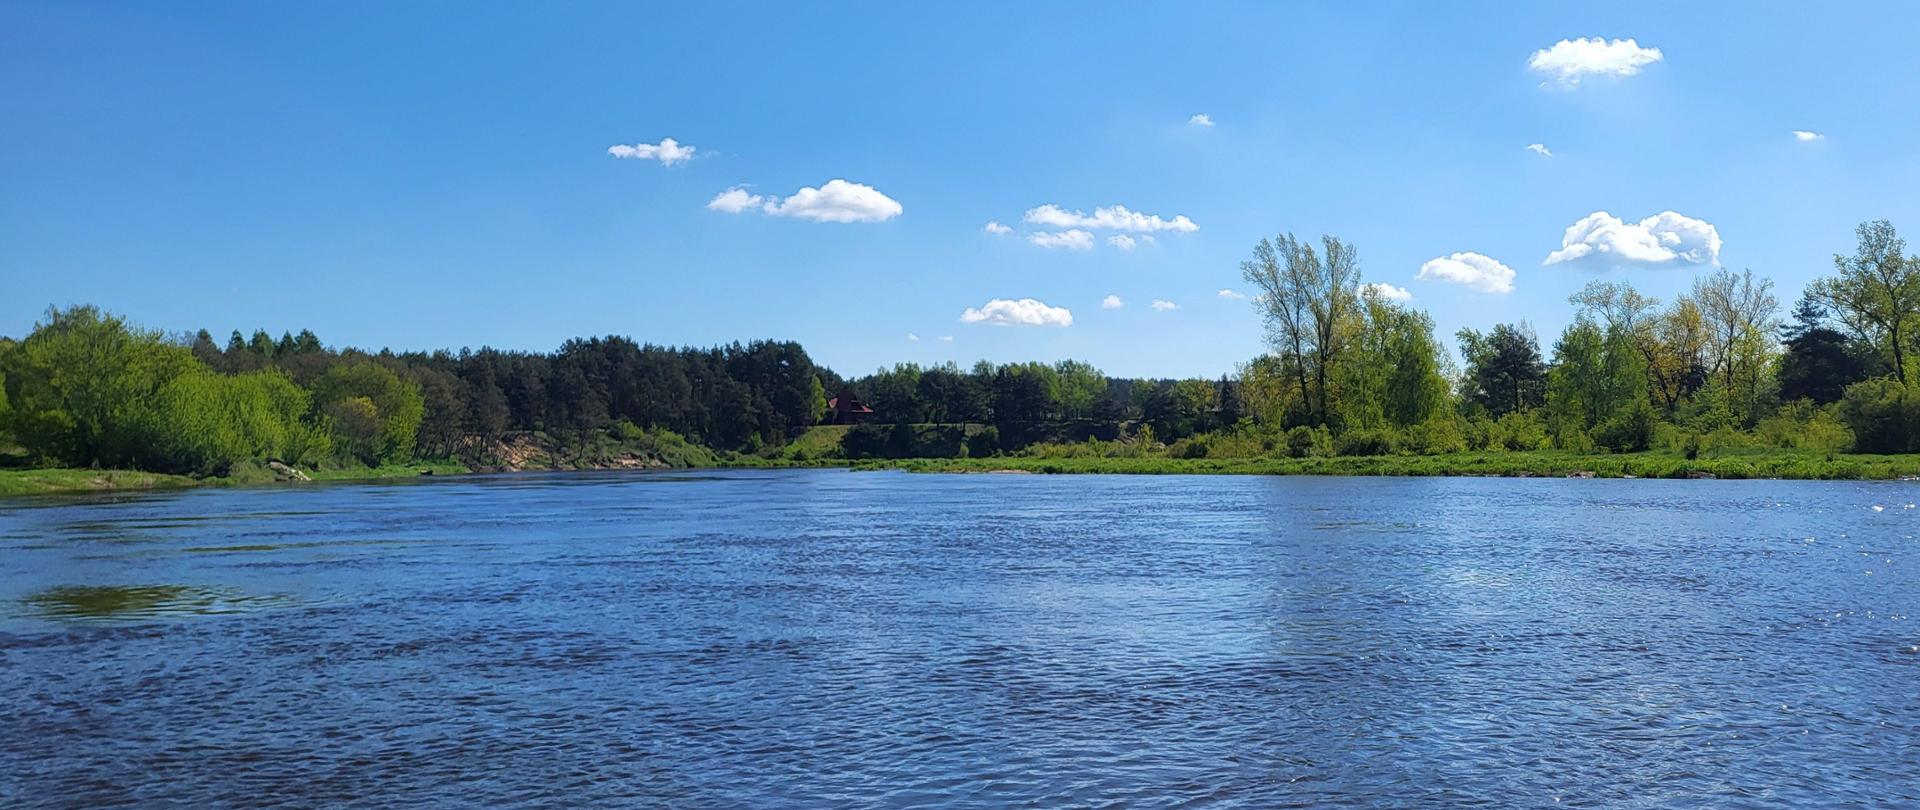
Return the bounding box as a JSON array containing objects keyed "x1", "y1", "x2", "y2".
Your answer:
[{"x1": 24, "y1": 584, "x2": 290, "y2": 621}]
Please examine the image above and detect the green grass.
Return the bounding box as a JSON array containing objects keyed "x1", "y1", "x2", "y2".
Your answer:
[
  {"x1": 854, "y1": 448, "x2": 1920, "y2": 480},
  {"x1": 0, "y1": 468, "x2": 203, "y2": 496},
  {"x1": 302, "y1": 460, "x2": 470, "y2": 482}
]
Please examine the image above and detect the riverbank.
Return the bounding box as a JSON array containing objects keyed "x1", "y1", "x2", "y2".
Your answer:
[
  {"x1": 856, "y1": 449, "x2": 1920, "y2": 480},
  {"x1": 0, "y1": 461, "x2": 470, "y2": 498}
]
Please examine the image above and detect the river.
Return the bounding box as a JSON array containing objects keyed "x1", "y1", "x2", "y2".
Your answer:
[{"x1": 3, "y1": 470, "x2": 1917, "y2": 806}]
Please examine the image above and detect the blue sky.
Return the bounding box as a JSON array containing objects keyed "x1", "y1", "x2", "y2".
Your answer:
[{"x1": 4, "y1": 2, "x2": 1918, "y2": 378}]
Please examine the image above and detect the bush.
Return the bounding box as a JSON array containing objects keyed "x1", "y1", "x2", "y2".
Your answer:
[
  {"x1": 967, "y1": 426, "x2": 1000, "y2": 458},
  {"x1": 1284, "y1": 425, "x2": 1334, "y2": 458},
  {"x1": 1496, "y1": 411, "x2": 1549, "y2": 451},
  {"x1": 1335, "y1": 428, "x2": 1395, "y2": 457},
  {"x1": 1838, "y1": 377, "x2": 1916, "y2": 454},
  {"x1": 1593, "y1": 400, "x2": 1657, "y2": 453},
  {"x1": 1402, "y1": 418, "x2": 1467, "y2": 455}
]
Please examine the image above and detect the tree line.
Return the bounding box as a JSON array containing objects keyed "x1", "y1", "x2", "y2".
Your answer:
[
  {"x1": 3, "y1": 218, "x2": 1917, "y2": 475},
  {"x1": 1234, "y1": 219, "x2": 1911, "y2": 457}
]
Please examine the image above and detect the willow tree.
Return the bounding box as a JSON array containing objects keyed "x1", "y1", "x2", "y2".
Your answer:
[{"x1": 1240, "y1": 232, "x2": 1361, "y2": 426}]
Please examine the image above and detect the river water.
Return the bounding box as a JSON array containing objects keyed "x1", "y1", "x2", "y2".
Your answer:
[{"x1": 3, "y1": 470, "x2": 1918, "y2": 807}]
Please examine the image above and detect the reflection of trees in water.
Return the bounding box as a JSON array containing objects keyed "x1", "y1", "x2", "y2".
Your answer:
[{"x1": 25, "y1": 584, "x2": 286, "y2": 620}]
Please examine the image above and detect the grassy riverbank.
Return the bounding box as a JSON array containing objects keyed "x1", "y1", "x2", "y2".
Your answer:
[
  {"x1": 856, "y1": 448, "x2": 1920, "y2": 480},
  {"x1": 0, "y1": 461, "x2": 472, "y2": 498}
]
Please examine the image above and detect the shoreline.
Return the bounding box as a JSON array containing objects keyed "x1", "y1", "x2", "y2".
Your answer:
[{"x1": 7, "y1": 448, "x2": 1920, "y2": 498}]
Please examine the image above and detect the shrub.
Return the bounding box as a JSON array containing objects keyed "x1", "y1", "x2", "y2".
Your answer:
[
  {"x1": 1838, "y1": 377, "x2": 1915, "y2": 454},
  {"x1": 1593, "y1": 400, "x2": 1657, "y2": 453},
  {"x1": 1496, "y1": 411, "x2": 1548, "y2": 451},
  {"x1": 1335, "y1": 428, "x2": 1395, "y2": 457},
  {"x1": 1402, "y1": 418, "x2": 1467, "y2": 455},
  {"x1": 966, "y1": 426, "x2": 1000, "y2": 458}
]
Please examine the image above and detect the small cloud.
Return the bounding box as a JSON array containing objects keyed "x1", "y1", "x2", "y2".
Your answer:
[
  {"x1": 1418, "y1": 252, "x2": 1517, "y2": 294},
  {"x1": 1150, "y1": 299, "x2": 1179, "y2": 311},
  {"x1": 906, "y1": 333, "x2": 920, "y2": 342},
  {"x1": 1528, "y1": 37, "x2": 1663, "y2": 88},
  {"x1": 1028, "y1": 229, "x2": 1096, "y2": 250},
  {"x1": 1543, "y1": 211, "x2": 1721, "y2": 269},
  {"x1": 1360, "y1": 282, "x2": 1414, "y2": 303},
  {"x1": 1024, "y1": 204, "x2": 1198, "y2": 233},
  {"x1": 939, "y1": 335, "x2": 954, "y2": 342},
  {"x1": 1792, "y1": 130, "x2": 1825, "y2": 142},
  {"x1": 983, "y1": 220, "x2": 1013, "y2": 235},
  {"x1": 1109, "y1": 234, "x2": 1138, "y2": 251},
  {"x1": 1102, "y1": 294, "x2": 1124, "y2": 310},
  {"x1": 960, "y1": 298, "x2": 1074, "y2": 327},
  {"x1": 607, "y1": 137, "x2": 697, "y2": 166},
  {"x1": 1216, "y1": 288, "x2": 1246, "y2": 299},
  {"x1": 706, "y1": 187, "x2": 765, "y2": 214},
  {"x1": 1526, "y1": 143, "x2": 1553, "y2": 157},
  {"x1": 1188, "y1": 113, "x2": 1215, "y2": 128}
]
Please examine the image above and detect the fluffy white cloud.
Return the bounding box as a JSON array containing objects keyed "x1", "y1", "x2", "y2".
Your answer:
[
  {"x1": 906, "y1": 333, "x2": 920, "y2": 342},
  {"x1": 1188, "y1": 113, "x2": 1215, "y2": 127},
  {"x1": 765, "y1": 179, "x2": 902, "y2": 222},
  {"x1": 1108, "y1": 234, "x2": 1137, "y2": 251},
  {"x1": 607, "y1": 137, "x2": 697, "y2": 165},
  {"x1": 1102, "y1": 294, "x2": 1124, "y2": 309},
  {"x1": 1360, "y1": 282, "x2": 1414, "y2": 303},
  {"x1": 1528, "y1": 38, "x2": 1663, "y2": 87},
  {"x1": 1792, "y1": 130, "x2": 1825, "y2": 142},
  {"x1": 1028, "y1": 229, "x2": 1095, "y2": 250},
  {"x1": 707, "y1": 179, "x2": 902, "y2": 223},
  {"x1": 983, "y1": 220, "x2": 1013, "y2": 235},
  {"x1": 1024, "y1": 204, "x2": 1198, "y2": 233},
  {"x1": 1543, "y1": 211, "x2": 1722, "y2": 269},
  {"x1": 1150, "y1": 299, "x2": 1179, "y2": 311},
  {"x1": 1217, "y1": 288, "x2": 1246, "y2": 299},
  {"x1": 960, "y1": 298, "x2": 1074, "y2": 327},
  {"x1": 706, "y1": 187, "x2": 764, "y2": 213},
  {"x1": 1418, "y1": 252, "x2": 1517, "y2": 294},
  {"x1": 1526, "y1": 143, "x2": 1553, "y2": 157}
]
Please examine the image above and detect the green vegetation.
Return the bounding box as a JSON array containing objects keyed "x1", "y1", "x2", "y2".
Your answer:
[
  {"x1": 0, "y1": 468, "x2": 202, "y2": 496},
  {"x1": 6, "y1": 219, "x2": 1920, "y2": 490}
]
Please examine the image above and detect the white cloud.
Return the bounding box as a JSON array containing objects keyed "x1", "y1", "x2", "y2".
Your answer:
[
  {"x1": 1102, "y1": 294, "x2": 1124, "y2": 310},
  {"x1": 1024, "y1": 204, "x2": 1198, "y2": 233},
  {"x1": 1526, "y1": 143, "x2": 1553, "y2": 157},
  {"x1": 1217, "y1": 288, "x2": 1246, "y2": 299},
  {"x1": 939, "y1": 335, "x2": 954, "y2": 342},
  {"x1": 1188, "y1": 113, "x2": 1215, "y2": 128},
  {"x1": 1108, "y1": 234, "x2": 1138, "y2": 251},
  {"x1": 607, "y1": 137, "x2": 697, "y2": 165},
  {"x1": 960, "y1": 298, "x2": 1074, "y2": 327},
  {"x1": 1028, "y1": 229, "x2": 1096, "y2": 250},
  {"x1": 906, "y1": 333, "x2": 920, "y2": 342},
  {"x1": 983, "y1": 220, "x2": 1013, "y2": 235},
  {"x1": 1792, "y1": 130, "x2": 1825, "y2": 142},
  {"x1": 1150, "y1": 299, "x2": 1179, "y2": 311},
  {"x1": 707, "y1": 179, "x2": 902, "y2": 223},
  {"x1": 1543, "y1": 211, "x2": 1722, "y2": 269},
  {"x1": 1360, "y1": 282, "x2": 1414, "y2": 303},
  {"x1": 765, "y1": 179, "x2": 902, "y2": 222},
  {"x1": 1528, "y1": 37, "x2": 1664, "y2": 88},
  {"x1": 1418, "y1": 252, "x2": 1517, "y2": 294},
  {"x1": 706, "y1": 187, "x2": 765, "y2": 213}
]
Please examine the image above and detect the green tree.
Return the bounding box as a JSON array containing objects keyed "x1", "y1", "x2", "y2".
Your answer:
[
  {"x1": 1242, "y1": 232, "x2": 1361, "y2": 426},
  {"x1": 1457, "y1": 323, "x2": 1546, "y2": 417},
  {"x1": 310, "y1": 362, "x2": 424, "y2": 464},
  {"x1": 1812, "y1": 220, "x2": 1920, "y2": 383}
]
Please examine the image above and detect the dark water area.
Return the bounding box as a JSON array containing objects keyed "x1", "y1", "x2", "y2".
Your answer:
[{"x1": 3, "y1": 470, "x2": 1918, "y2": 807}]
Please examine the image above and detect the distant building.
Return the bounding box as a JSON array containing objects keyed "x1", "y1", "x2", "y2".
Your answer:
[{"x1": 827, "y1": 393, "x2": 874, "y2": 424}]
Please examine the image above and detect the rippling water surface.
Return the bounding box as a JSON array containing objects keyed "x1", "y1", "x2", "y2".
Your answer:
[{"x1": 4, "y1": 470, "x2": 1919, "y2": 807}]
